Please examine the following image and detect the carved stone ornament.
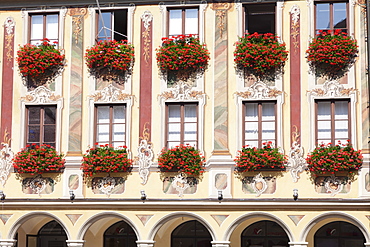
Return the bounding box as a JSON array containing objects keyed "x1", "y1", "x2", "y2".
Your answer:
[
  {"x1": 21, "y1": 86, "x2": 62, "y2": 103},
  {"x1": 159, "y1": 81, "x2": 203, "y2": 100},
  {"x1": 323, "y1": 175, "x2": 344, "y2": 196},
  {"x1": 307, "y1": 80, "x2": 356, "y2": 97},
  {"x1": 251, "y1": 173, "x2": 267, "y2": 197},
  {"x1": 4, "y1": 17, "x2": 15, "y2": 35},
  {"x1": 141, "y1": 11, "x2": 153, "y2": 64},
  {"x1": 0, "y1": 143, "x2": 14, "y2": 188},
  {"x1": 235, "y1": 82, "x2": 283, "y2": 99},
  {"x1": 96, "y1": 176, "x2": 116, "y2": 197},
  {"x1": 29, "y1": 175, "x2": 47, "y2": 196},
  {"x1": 290, "y1": 5, "x2": 300, "y2": 25},
  {"x1": 287, "y1": 126, "x2": 307, "y2": 183},
  {"x1": 136, "y1": 124, "x2": 153, "y2": 185},
  {"x1": 89, "y1": 84, "x2": 132, "y2": 102},
  {"x1": 171, "y1": 173, "x2": 190, "y2": 197}
]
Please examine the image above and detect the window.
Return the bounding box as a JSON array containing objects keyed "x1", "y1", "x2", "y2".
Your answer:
[
  {"x1": 244, "y1": 3, "x2": 275, "y2": 34},
  {"x1": 241, "y1": 221, "x2": 289, "y2": 247},
  {"x1": 95, "y1": 104, "x2": 126, "y2": 147},
  {"x1": 166, "y1": 103, "x2": 198, "y2": 148},
  {"x1": 29, "y1": 13, "x2": 59, "y2": 44},
  {"x1": 104, "y1": 221, "x2": 137, "y2": 247},
  {"x1": 315, "y1": 1, "x2": 348, "y2": 34},
  {"x1": 171, "y1": 220, "x2": 212, "y2": 247},
  {"x1": 168, "y1": 8, "x2": 198, "y2": 37},
  {"x1": 315, "y1": 99, "x2": 350, "y2": 145},
  {"x1": 96, "y1": 10, "x2": 128, "y2": 42},
  {"x1": 26, "y1": 105, "x2": 57, "y2": 147},
  {"x1": 243, "y1": 101, "x2": 276, "y2": 148}
]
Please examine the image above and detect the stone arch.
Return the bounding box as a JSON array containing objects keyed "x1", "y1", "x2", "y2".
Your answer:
[
  {"x1": 224, "y1": 212, "x2": 294, "y2": 242},
  {"x1": 7, "y1": 212, "x2": 70, "y2": 240},
  {"x1": 147, "y1": 212, "x2": 216, "y2": 241},
  {"x1": 77, "y1": 211, "x2": 141, "y2": 241},
  {"x1": 300, "y1": 211, "x2": 370, "y2": 243}
]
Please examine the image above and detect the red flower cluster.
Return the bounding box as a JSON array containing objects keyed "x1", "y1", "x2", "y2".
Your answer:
[
  {"x1": 16, "y1": 38, "x2": 65, "y2": 87},
  {"x1": 13, "y1": 144, "x2": 65, "y2": 175},
  {"x1": 234, "y1": 141, "x2": 287, "y2": 172},
  {"x1": 306, "y1": 141, "x2": 362, "y2": 175},
  {"x1": 81, "y1": 144, "x2": 133, "y2": 177},
  {"x1": 85, "y1": 40, "x2": 135, "y2": 83},
  {"x1": 156, "y1": 34, "x2": 210, "y2": 81},
  {"x1": 158, "y1": 144, "x2": 205, "y2": 176},
  {"x1": 306, "y1": 30, "x2": 358, "y2": 80},
  {"x1": 234, "y1": 33, "x2": 288, "y2": 81}
]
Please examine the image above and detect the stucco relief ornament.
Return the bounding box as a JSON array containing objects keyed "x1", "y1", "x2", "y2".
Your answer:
[
  {"x1": 171, "y1": 173, "x2": 190, "y2": 197},
  {"x1": 29, "y1": 175, "x2": 47, "y2": 196},
  {"x1": 96, "y1": 176, "x2": 116, "y2": 197},
  {"x1": 89, "y1": 84, "x2": 131, "y2": 102},
  {"x1": 159, "y1": 80, "x2": 203, "y2": 100},
  {"x1": 235, "y1": 82, "x2": 282, "y2": 99},
  {"x1": 0, "y1": 131, "x2": 14, "y2": 187},
  {"x1": 323, "y1": 176, "x2": 344, "y2": 196},
  {"x1": 21, "y1": 86, "x2": 62, "y2": 104},
  {"x1": 136, "y1": 124, "x2": 153, "y2": 185},
  {"x1": 287, "y1": 126, "x2": 307, "y2": 183},
  {"x1": 251, "y1": 173, "x2": 267, "y2": 197},
  {"x1": 307, "y1": 80, "x2": 356, "y2": 97}
]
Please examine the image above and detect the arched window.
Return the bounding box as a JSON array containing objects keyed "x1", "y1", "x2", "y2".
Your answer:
[
  {"x1": 37, "y1": 220, "x2": 67, "y2": 247},
  {"x1": 315, "y1": 221, "x2": 365, "y2": 247},
  {"x1": 241, "y1": 220, "x2": 289, "y2": 247},
  {"x1": 104, "y1": 220, "x2": 137, "y2": 247},
  {"x1": 171, "y1": 220, "x2": 212, "y2": 247}
]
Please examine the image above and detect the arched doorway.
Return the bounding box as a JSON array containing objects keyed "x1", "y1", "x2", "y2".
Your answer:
[
  {"x1": 37, "y1": 220, "x2": 67, "y2": 247},
  {"x1": 241, "y1": 220, "x2": 289, "y2": 247},
  {"x1": 104, "y1": 220, "x2": 137, "y2": 247},
  {"x1": 171, "y1": 220, "x2": 212, "y2": 247},
  {"x1": 314, "y1": 221, "x2": 365, "y2": 247}
]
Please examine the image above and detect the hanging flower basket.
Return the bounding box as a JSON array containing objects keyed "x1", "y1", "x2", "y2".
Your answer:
[
  {"x1": 306, "y1": 141, "x2": 362, "y2": 175},
  {"x1": 13, "y1": 144, "x2": 65, "y2": 175},
  {"x1": 16, "y1": 38, "x2": 65, "y2": 88},
  {"x1": 234, "y1": 33, "x2": 288, "y2": 82},
  {"x1": 235, "y1": 142, "x2": 287, "y2": 172},
  {"x1": 158, "y1": 144, "x2": 205, "y2": 177},
  {"x1": 306, "y1": 30, "x2": 358, "y2": 80},
  {"x1": 156, "y1": 34, "x2": 210, "y2": 82},
  {"x1": 81, "y1": 144, "x2": 133, "y2": 177},
  {"x1": 85, "y1": 40, "x2": 135, "y2": 84}
]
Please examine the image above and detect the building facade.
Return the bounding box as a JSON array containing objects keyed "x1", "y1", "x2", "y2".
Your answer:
[{"x1": 0, "y1": 0, "x2": 369, "y2": 246}]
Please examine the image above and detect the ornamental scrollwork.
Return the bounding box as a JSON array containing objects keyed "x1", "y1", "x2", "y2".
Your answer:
[
  {"x1": 171, "y1": 173, "x2": 190, "y2": 197},
  {"x1": 235, "y1": 82, "x2": 283, "y2": 99},
  {"x1": 141, "y1": 11, "x2": 153, "y2": 64},
  {"x1": 159, "y1": 81, "x2": 204, "y2": 100},
  {"x1": 323, "y1": 175, "x2": 346, "y2": 196},
  {"x1": 136, "y1": 123, "x2": 153, "y2": 185},
  {"x1": 251, "y1": 173, "x2": 267, "y2": 197},
  {"x1": 0, "y1": 129, "x2": 13, "y2": 187},
  {"x1": 287, "y1": 126, "x2": 307, "y2": 183},
  {"x1": 307, "y1": 80, "x2": 357, "y2": 97},
  {"x1": 21, "y1": 86, "x2": 62, "y2": 104},
  {"x1": 89, "y1": 84, "x2": 132, "y2": 102}
]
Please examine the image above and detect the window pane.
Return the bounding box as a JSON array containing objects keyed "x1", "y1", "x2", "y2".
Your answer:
[
  {"x1": 262, "y1": 122, "x2": 275, "y2": 140},
  {"x1": 318, "y1": 120, "x2": 331, "y2": 139},
  {"x1": 44, "y1": 107, "x2": 56, "y2": 124},
  {"x1": 97, "y1": 125, "x2": 109, "y2": 142},
  {"x1": 316, "y1": 3, "x2": 330, "y2": 31},
  {"x1": 245, "y1": 122, "x2": 258, "y2": 140},
  {"x1": 97, "y1": 106, "x2": 110, "y2": 124},
  {"x1": 245, "y1": 140, "x2": 258, "y2": 147},
  {"x1": 245, "y1": 4, "x2": 275, "y2": 34},
  {"x1": 44, "y1": 125, "x2": 56, "y2": 142},
  {"x1": 113, "y1": 105, "x2": 125, "y2": 123},
  {"x1": 184, "y1": 105, "x2": 196, "y2": 122},
  {"x1": 98, "y1": 12, "x2": 112, "y2": 41},
  {"x1": 185, "y1": 9, "x2": 198, "y2": 35},
  {"x1": 168, "y1": 141, "x2": 181, "y2": 149},
  {"x1": 184, "y1": 123, "x2": 197, "y2": 141},
  {"x1": 335, "y1": 101, "x2": 348, "y2": 119},
  {"x1": 46, "y1": 14, "x2": 58, "y2": 41},
  {"x1": 169, "y1": 9, "x2": 182, "y2": 36},
  {"x1": 262, "y1": 103, "x2": 275, "y2": 121},
  {"x1": 335, "y1": 120, "x2": 348, "y2": 138},
  {"x1": 28, "y1": 126, "x2": 40, "y2": 143},
  {"x1": 333, "y1": 3, "x2": 347, "y2": 29},
  {"x1": 31, "y1": 15, "x2": 43, "y2": 41},
  {"x1": 245, "y1": 103, "x2": 258, "y2": 121},
  {"x1": 317, "y1": 102, "x2": 331, "y2": 120},
  {"x1": 113, "y1": 124, "x2": 125, "y2": 142},
  {"x1": 168, "y1": 105, "x2": 181, "y2": 122},
  {"x1": 168, "y1": 123, "x2": 181, "y2": 141},
  {"x1": 28, "y1": 107, "x2": 41, "y2": 124}
]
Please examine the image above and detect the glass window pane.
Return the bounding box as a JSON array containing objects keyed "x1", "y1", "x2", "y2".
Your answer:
[
  {"x1": 169, "y1": 9, "x2": 182, "y2": 36},
  {"x1": 113, "y1": 124, "x2": 125, "y2": 142},
  {"x1": 184, "y1": 105, "x2": 196, "y2": 122},
  {"x1": 335, "y1": 101, "x2": 348, "y2": 119},
  {"x1": 44, "y1": 107, "x2": 56, "y2": 124},
  {"x1": 318, "y1": 121, "x2": 331, "y2": 138},
  {"x1": 245, "y1": 140, "x2": 258, "y2": 147},
  {"x1": 28, "y1": 107, "x2": 41, "y2": 124},
  {"x1": 335, "y1": 120, "x2": 348, "y2": 138},
  {"x1": 168, "y1": 141, "x2": 181, "y2": 149},
  {"x1": 333, "y1": 3, "x2": 347, "y2": 29},
  {"x1": 245, "y1": 122, "x2": 258, "y2": 139},
  {"x1": 28, "y1": 126, "x2": 40, "y2": 143},
  {"x1": 98, "y1": 12, "x2": 112, "y2": 40},
  {"x1": 262, "y1": 122, "x2": 275, "y2": 140},
  {"x1": 31, "y1": 15, "x2": 43, "y2": 40},
  {"x1": 46, "y1": 14, "x2": 58, "y2": 41},
  {"x1": 317, "y1": 102, "x2": 331, "y2": 120},
  {"x1": 262, "y1": 103, "x2": 275, "y2": 121},
  {"x1": 168, "y1": 105, "x2": 181, "y2": 122},
  {"x1": 113, "y1": 105, "x2": 125, "y2": 123},
  {"x1": 245, "y1": 103, "x2": 258, "y2": 121},
  {"x1": 184, "y1": 123, "x2": 197, "y2": 140},
  {"x1": 316, "y1": 3, "x2": 330, "y2": 30},
  {"x1": 97, "y1": 106, "x2": 110, "y2": 124},
  {"x1": 168, "y1": 123, "x2": 181, "y2": 141},
  {"x1": 43, "y1": 125, "x2": 56, "y2": 142},
  {"x1": 185, "y1": 9, "x2": 198, "y2": 35},
  {"x1": 97, "y1": 125, "x2": 109, "y2": 142}
]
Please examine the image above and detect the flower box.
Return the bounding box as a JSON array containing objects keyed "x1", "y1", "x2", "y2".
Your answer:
[
  {"x1": 16, "y1": 38, "x2": 65, "y2": 88},
  {"x1": 81, "y1": 144, "x2": 133, "y2": 178},
  {"x1": 306, "y1": 30, "x2": 358, "y2": 80},
  {"x1": 234, "y1": 142, "x2": 287, "y2": 172},
  {"x1": 156, "y1": 34, "x2": 210, "y2": 82},
  {"x1": 234, "y1": 32, "x2": 288, "y2": 82},
  {"x1": 12, "y1": 144, "x2": 65, "y2": 175},
  {"x1": 306, "y1": 141, "x2": 362, "y2": 175},
  {"x1": 85, "y1": 40, "x2": 134, "y2": 84},
  {"x1": 158, "y1": 144, "x2": 205, "y2": 177}
]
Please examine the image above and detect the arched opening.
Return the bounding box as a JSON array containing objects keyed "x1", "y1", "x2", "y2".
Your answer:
[
  {"x1": 314, "y1": 221, "x2": 365, "y2": 247},
  {"x1": 104, "y1": 220, "x2": 137, "y2": 247},
  {"x1": 171, "y1": 220, "x2": 212, "y2": 247},
  {"x1": 241, "y1": 220, "x2": 289, "y2": 247},
  {"x1": 36, "y1": 220, "x2": 67, "y2": 247}
]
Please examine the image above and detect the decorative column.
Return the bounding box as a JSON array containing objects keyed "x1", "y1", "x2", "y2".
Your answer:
[
  {"x1": 137, "y1": 11, "x2": 154, "y2": 185},
  {"x1": 211, "y1": 3, "x2": 231, "y2": 155},
  {"x1": 66, "y1": 240, "x2": 85, "y2": 247},
  {"x1": 289, "y1": 5, "x2": 301, "y2": 146},
  {"x1": 0, "y1": 240, "x2": 17, "y2": 247},
  {"x1": 67, "y1": 8, "x2": 87, "y2": 154},
  {"x1": 211, "y1": 241, "x2": 230, "y2": 247},
  {"x1": 136, "y1": 240, "x2": 155, "y2": 247},
  {"x1": 1, "y1": 17, "x2": 15, "y2": 145}
]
